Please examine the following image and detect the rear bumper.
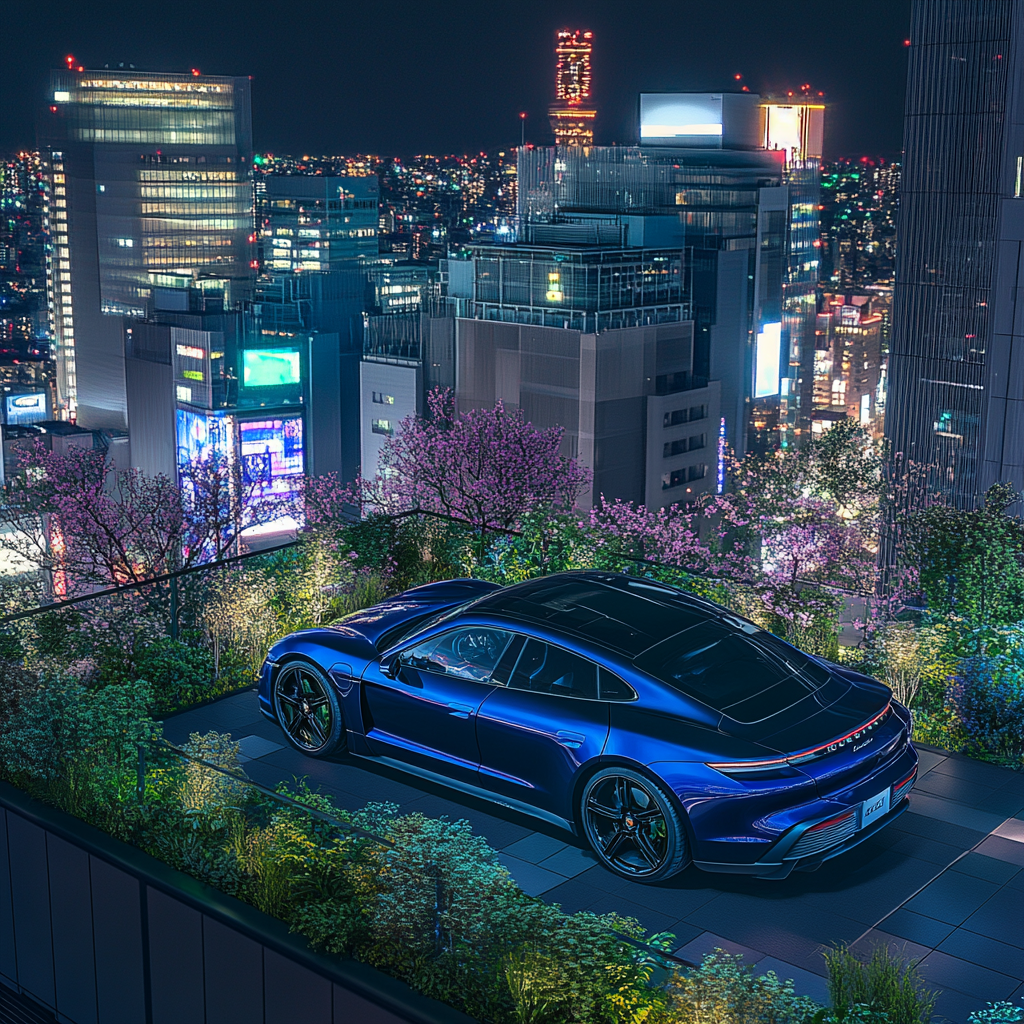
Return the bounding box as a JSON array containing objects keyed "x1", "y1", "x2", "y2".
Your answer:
[{"x1": 693, "y1": 793, "x2": 911, "y2": 878}]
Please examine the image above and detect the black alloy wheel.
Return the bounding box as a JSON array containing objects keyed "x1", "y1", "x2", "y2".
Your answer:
[
  {"x1": 580, "y1": 767, "x2": 689, "y2": 882},
  {"x1": 273, "y1": 661, "x2": 345, "y2": 757}
]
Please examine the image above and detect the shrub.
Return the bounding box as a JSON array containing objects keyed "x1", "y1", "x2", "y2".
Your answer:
[
  {"x1": 945, "y1": 655, "x2": 1024, "y2": 765},
  {"x1": 823, "y1": 945, "x2": 936, "y2": 1024},
  {"x1": 666, "y1": 950, "x2": 820, "y2": 1024}
]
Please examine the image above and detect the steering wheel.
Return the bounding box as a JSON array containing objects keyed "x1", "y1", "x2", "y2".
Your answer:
[{"x1": 453, "y1": 630, "x2": 501, "y2": 667}]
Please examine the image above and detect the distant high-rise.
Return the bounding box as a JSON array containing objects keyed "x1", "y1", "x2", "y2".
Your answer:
[
  {"x1": 887, "y1": 2, "x2": 1024, "y2": 505},
  {"x1": 43, "y1": 66, "x2": 253, "y2": 428},
  {"x1": 548, "y1": 30, "x2": 596, "y2": 146}
]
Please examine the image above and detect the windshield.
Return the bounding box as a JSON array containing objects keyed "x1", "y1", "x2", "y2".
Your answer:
[{"x1": 375, "y1": 598, "x2": 478, "y2": 653}]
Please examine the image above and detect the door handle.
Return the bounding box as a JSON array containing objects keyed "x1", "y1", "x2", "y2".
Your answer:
[
  {"x1": 447, "y1": 702, "x2": 474, "y2": 719},
  {"x1": 556, "y1": 730, "x2": 586, "y2": 749}
]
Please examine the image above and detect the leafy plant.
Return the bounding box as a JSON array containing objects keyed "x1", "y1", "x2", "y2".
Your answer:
[
  {"x1": 967, "y1": 1002, "x2": 1024, "y2": 1023},
  {"x1": 823, "y1": 945, "x2": 936, "y2": 1024},
  {"x1": 666, "y1": 950, "x2": 821, "y2": 1024}
]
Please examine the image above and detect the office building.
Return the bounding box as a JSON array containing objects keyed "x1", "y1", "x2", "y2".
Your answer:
[
  {"x1": 887, "y1": 1, "x2": 1024, "y2": 505},
  {"x1": 548, "y1": 30, "x2": 596, "y2": 146},
  {"x1": 42, "y1": 66, "x2": 254, "y2": 429},
  {"x1": 517, "y1": 139, "x2": 790, "y2": 457},
  {"x1": 813, "y1": 291, "x2": 888, "y2": 438},
  {"x1": 443, "y1": 243, "x2": 719, "y2": 509},
  {"x1": 761, "y1": 98, "x2": 825, "y2": 448},
  {"x1": 258, "y1": 175, "x2": 378, "y2": 272}
]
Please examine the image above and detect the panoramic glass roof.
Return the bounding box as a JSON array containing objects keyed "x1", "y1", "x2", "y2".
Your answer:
[{"x1": 476, "y1": 574, "x2": 710, "y2": 656}]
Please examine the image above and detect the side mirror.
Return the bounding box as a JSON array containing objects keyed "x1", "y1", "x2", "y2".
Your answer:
[{"x1": 380, "y1": 655, "x2": 399, "y2": 679}]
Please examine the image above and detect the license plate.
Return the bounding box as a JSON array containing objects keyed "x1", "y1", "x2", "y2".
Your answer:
[{"x1": 862, "y1": 787, "x2": 890, "y2": 827}]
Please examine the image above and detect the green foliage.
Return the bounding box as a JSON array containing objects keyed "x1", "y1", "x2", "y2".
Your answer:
[
  {"x1": 823, "y1": 945, "x2": 936, "y2": 1024},
  {"x1": 967, "y1": 1002, "x2": 1024, "y2": 1024},
  {"x1": 113, "y1": 637, "x2": 214, "y2": 712},
  {"x1": 0, "y1": 667, "x2": 158, "y2": 815},
  {"x1": 904, "y1": 483, "x2": 1024, "y2": 624},
  {"x1": 666, "y1": 950, "x2": 820, "y2": 1024}
]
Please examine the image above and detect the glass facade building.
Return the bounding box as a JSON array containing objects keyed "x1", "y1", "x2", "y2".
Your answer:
[
  {"x1": 517, "y1": 144, "x2": 792, "y2": 455},
  {"x1": 43, "y1": 68, "x2": 253, "y2": 428},
  {"x1": 888, "y1": 1, "x2": 1024, "y2": 505},
  {"x1": 258, "y1": 175, "x2": 378, "y2": 272}
]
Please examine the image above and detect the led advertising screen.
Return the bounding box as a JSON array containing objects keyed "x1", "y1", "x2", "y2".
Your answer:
[
  {"x1": 5, "y1": 392, "x2": 48, "y2": 425},
  {"x1": 239, "y1": 417, "x2": 305, "y2": 499},
  {"x1": 242, "y1": 348, "x2": 301, "y2": 388},
  {"x1": 175, "y1": 409, "x2": 231, "y2": 467},
  {"x1": 754, "y1": 322, "x2": 782, "y2": 398},
  {"x1": 640, "y1": 93, "x2": 723, "y2": 143}
]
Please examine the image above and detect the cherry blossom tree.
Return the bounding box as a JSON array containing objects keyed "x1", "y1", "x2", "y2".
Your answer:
[
  {"x1": 0, "y1": 441, "x2": 292, "y2": 598},
  {"x1": 369, "y1": 388, "x2": 590, "y2": 532}
]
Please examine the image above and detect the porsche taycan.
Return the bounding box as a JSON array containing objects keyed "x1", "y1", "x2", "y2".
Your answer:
[{"x1": 257, "y1": 572, "x2": 917, "y2": 882}]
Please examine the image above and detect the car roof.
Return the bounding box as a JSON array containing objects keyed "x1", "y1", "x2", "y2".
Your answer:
[{"x1": 470, "y1": 571, "x2": 730, "y2": 658}]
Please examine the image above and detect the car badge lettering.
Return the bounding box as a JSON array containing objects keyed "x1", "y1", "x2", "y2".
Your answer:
[{"x1": 853, "y1": 738, "x2": 874, "y2": 752}]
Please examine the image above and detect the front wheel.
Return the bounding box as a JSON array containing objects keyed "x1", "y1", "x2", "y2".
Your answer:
[
  {"x1": 273, "y1": 661, "x2": 345, "y2": 757},
  {"x1": 580, "y1": 767, "x2": 690, "y2": 882}
]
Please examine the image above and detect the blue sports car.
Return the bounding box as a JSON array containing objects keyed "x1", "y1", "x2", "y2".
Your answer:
[{"x1": 257, "y1": 572, "x2": 917, "y2": 882}]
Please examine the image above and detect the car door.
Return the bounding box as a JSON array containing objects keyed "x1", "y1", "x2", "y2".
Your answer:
[
  {"x1": 476, "y1": 637, "x2": 611, "y2": 822},
  {"x1": 361, "y1": 625, "x2": 515, "y2": 782}
]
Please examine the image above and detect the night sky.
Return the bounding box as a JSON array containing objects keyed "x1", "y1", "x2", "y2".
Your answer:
[{"x1": 0, "y1": 0, "x2": 912, "y2": 159}]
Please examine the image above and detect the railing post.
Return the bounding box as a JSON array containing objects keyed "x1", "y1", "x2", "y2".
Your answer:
[
  {"x1": 136, "y1": 743, "x2": 146, "y2": 805},
  {"x1": 429, "y1": 861, "x2": 444, "y2": 958},
  {"x1": 170, "y1": 574, "x2": 179, "y2": 641}
]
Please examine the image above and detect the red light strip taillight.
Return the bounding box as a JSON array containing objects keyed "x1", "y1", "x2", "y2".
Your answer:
[
  {"x1": 893, "y1": 768, "x2": 917, "y2": 793},
  {"x1": 805, "y1": 809, "x2": 856, "y2": 834},
  {"x1": 708, "y1": 703, "x2": 891, "y2": 773}
]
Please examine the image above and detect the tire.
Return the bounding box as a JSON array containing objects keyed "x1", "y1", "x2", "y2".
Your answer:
[
  {"x1": 272, "y1": 660, "x2": 346, "y2": 757},
  {"x1": 580, "y1": 767, "x2": 690, "y2": 882}
]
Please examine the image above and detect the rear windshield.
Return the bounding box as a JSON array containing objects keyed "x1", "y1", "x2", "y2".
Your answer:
[{"x1": 635, "y1": 624, "x2": 830, "y2": 721}]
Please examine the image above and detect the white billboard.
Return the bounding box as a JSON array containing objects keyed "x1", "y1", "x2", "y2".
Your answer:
[
  {"x1": 5, "y1": 392, "x2": 48, "y2": 425},
  {"x1": 640, "y1": 94, "x2": 723, "y2": 142},
  {"x1": 754, "y1": 322, "x2": 782, "y2": 398}
]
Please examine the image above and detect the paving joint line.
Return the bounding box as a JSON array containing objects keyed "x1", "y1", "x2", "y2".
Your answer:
[{"x1": 850, "y1": 813, "x2": 1015, "y2": 950}]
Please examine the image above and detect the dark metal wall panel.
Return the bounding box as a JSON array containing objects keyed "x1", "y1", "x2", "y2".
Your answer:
[
  {"x1": 147, "y1": 888, "x2": 204, "y2": 1024},
  {"x1": 203, "y1": 916, "x2": 264, "y2": 1024},
  {"x1": 45, "y1": 835, "x2": 97, "y2": 1024},
  {"x1": 332, "y1": 985, "x2": 407, "y2": 1024},
  {"x1": 0, "y1": 812, "x2": 16, "y2": 986},
  {"x1": 88, "y1": 857, "x2": 146, "y2": 1024},
  {"x1": 265, "y1": 949, "x2": 331, "y2": 1024},
  {"x1": 7, "y1": 814, "x2": 55, "y2": 1007}
]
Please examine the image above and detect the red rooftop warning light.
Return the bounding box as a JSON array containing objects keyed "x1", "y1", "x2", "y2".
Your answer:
[
  {"x1": 65, "y1": 54, "x2": 74, "y2": 67},
  {"x1": 191, "y1": 68, "x2": 200, "y2": 76}
]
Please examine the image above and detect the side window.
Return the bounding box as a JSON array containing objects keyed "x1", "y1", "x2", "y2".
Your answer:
[
  {"x1": 599, "y1": 667, "x2": 636, "y2": 702},
  {"x1": 508, "y1": 640, "x2": 598, "y2": 700},
  {"x1": 401, "y1": 627, "x2": 514, "y2": 683}
]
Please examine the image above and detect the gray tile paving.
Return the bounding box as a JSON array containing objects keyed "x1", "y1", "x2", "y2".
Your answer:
[
  {"x1": 675, "y1": 930, "x2": 766, "y2": 965},
  {"x1": 161, "y1": 693, "x2": 1024, "y2": 1016},
  {"x1": 235, "y1": 734, "x2": 284, "y2": 761}
]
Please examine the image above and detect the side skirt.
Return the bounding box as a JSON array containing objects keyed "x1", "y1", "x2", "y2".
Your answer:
[{"x1": 351, "y1": 753, "x2": 576, "y2": 835}]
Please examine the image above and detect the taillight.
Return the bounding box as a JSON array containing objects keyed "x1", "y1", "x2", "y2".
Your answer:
[{"x1": 709, "y1": 703, "x2": 892, "y2": 774}]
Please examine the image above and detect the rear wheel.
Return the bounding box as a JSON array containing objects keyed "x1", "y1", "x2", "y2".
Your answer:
[
  {"x1": 580, "y1": 767, "x2": 689, "y2": 882},
  {"x1": 273, "y1": 661, "x2": 345, "y2": 757}
]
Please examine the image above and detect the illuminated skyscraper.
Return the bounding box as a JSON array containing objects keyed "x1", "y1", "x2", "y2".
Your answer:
[
  {"x1": 548, "y1": 30, "x2": 596, "y2": 146},
  {"x1": 888, "y1": 2, "x2": 1024, "y2": 506},
  {"x1": 43, "y1": 66, "x2": 253, "y2": 428}
]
